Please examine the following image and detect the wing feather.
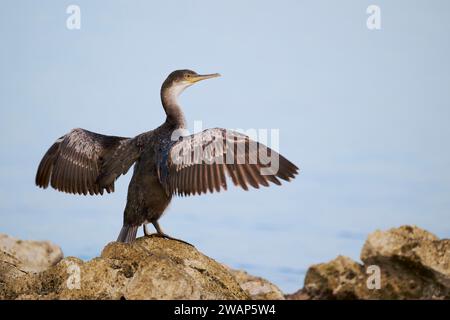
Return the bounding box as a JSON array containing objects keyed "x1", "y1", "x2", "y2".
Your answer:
[
  {"x1": 157, "y1": 128, "x2": 299, "y2": 196},
  {"x1": 36, "y1": 128, "x2": 141, "y2": 196}
]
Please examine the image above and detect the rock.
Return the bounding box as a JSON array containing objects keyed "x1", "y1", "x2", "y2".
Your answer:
[
  {"x1": 226, "y1": 267, "x2": 285, "y2": 300},
  {"x1": 0, "y1": 251, "x2": 29, "y2": 299},
  {"x1": 4, "y1": 225, "x2": 447, "y2": 300},
  {"x1": 0, "y1": 233, "x2": 63, "y2": 273},
  {"x1": 288, "y1": 256, "x2": 367, "y2": 300},
  {"x1": 1, "y1": 236, "x2": 249, "y2": 300},
  {"x1": 0, "y1": 233, "x2": 63, "y2": 299},
  {"x1": 288, "y1": 226, "x2": 450, "y2": 300},
  {"x1": 360, "y1": 225, "x2": 450, "y2": 299}
]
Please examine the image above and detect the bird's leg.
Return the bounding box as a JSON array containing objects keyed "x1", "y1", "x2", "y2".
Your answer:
[
  {"x1": 143, "y1": 224, "x2": 162, "y2": 238},
  {"x1": 143, "y1": 224, "x2": 151, "y2": 236},
  {"x1": 151, "y1": 221, "x2": 194, "y2": 247},
  {"x1": 143, "y1": 223, "x2": 161, "y2": 238}
]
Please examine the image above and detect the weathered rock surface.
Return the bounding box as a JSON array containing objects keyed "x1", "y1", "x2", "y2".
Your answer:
[
  {"x1": 226, "y1": 267, "x2": 285, "y2": 300},
  {"x1": 0, "y1": 233, "x2": 64, "y2": 300},
  {"x1": 288, "y1": 226, "x2": 450, "y2": 300},
  {"x1": 1, "y1": 236, "x2": 249, "y2": 300},
  {"x1": 287, "y1": 255, "x2": 367, "y2": 300},
  {"x1": 0, "y1": 233, "x2": 63, "y2": 273},
  {"x1": 3, "y1": 225, "x2": 448, "y2": 300}
]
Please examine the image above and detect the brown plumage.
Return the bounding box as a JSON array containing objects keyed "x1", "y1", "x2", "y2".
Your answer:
[{"x1": 35, "y1": 69, "x2": 299, "y2": 244}]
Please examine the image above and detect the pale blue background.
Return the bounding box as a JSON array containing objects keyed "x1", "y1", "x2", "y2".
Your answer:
[{"x1": 1, "y1": 1, "x2": 449, "y2": 293}]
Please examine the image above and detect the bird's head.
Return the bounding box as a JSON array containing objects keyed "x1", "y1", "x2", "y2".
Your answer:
[{"x1": 161, "y1": 69, "x2": 221, "y2": 99}]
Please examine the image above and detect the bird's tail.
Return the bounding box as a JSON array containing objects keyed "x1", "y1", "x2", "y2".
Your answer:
[{"x1": 117, "y1": 225, "x2": 139, "y2": 243}]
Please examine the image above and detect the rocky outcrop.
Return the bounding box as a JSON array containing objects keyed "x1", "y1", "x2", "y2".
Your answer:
[
  {"x1": 287, "y1": 255, "x2": 367, "y2": 300},
  {"x1": 0, "y1": 233, "x2": 65, "y2": 300},
  {"x1": 2, "y1": 225, "x2": 448, "y2": 300},
  {"x1": 288, "y1": 226, "x2": 450, "y2": 300},
  {"x1": 1, "y1": 236, "x2": 250, "y2": 300},
  {"x1": 0, "y1": 234, "x2": 63, "y2": 273},
  {"x1": 226, "y1": 267, "x2": 285, "y2": 300}
]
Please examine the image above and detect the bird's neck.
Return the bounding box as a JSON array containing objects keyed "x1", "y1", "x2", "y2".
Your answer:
[{"x1": 161, "y1": 85, "x2": 187, "y2": 129}]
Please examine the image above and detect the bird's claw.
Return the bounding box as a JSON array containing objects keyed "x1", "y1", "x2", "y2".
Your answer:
[{"x1": 145, "y1": 232, "x2": 194, "y2": 247}]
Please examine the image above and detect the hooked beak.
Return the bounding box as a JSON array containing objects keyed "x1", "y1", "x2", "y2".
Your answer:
[{"x1": 190, "y1": 73, "x2": 221, "y2": 83}]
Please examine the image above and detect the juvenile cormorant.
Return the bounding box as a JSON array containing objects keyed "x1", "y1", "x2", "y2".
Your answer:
[{"x1": 35, "y1": 70, "x2": 299, "y2": 243}]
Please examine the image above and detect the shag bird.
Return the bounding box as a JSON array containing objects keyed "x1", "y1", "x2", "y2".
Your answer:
[{"x1": 35, "y1": 70, "x2": 299, "y2": 244}]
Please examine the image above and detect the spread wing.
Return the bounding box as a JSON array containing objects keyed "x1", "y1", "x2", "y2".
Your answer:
[
  {"x1": 157, "y1": 128, "x2": 299, "y2": 196},
  {"x1": 35, "y1": 128, "x2": 141, "y2": 195}
]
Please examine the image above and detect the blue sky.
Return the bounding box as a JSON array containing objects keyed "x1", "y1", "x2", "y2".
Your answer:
[{"x1": 1, "y1": 1, "x2": 449, "y2": 293}]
